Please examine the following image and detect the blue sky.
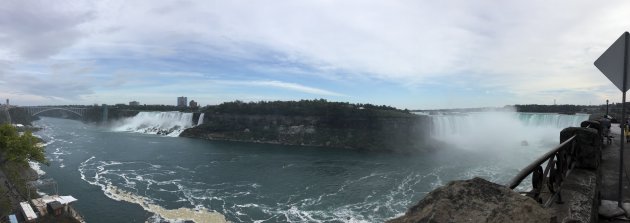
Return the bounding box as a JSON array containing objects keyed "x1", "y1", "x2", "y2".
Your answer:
[{"x1": 1, "y1": 0, "x2": 630, "y2": 109}]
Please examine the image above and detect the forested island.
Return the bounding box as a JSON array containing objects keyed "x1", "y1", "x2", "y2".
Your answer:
[{"x1": 181, "y1": 100, "x2": 432, "y2": 153}]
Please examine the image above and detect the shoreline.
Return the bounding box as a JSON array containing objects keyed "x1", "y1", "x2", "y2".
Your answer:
[{"x1": 0, "y1": 123, "x2": 84, "y2": 222}]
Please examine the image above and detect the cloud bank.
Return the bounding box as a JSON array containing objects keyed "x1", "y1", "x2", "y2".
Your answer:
[{"x1": 1, "y1": 0, "x2": 629, "y2": 108}]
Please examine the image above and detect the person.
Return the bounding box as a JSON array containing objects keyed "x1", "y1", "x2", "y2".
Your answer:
[
  {"x1": 626, "y1": 119, "x2": 630, "y2": 142},
  {"x1": 600, "y1": 116, "x2": 611, "y2": 143}
]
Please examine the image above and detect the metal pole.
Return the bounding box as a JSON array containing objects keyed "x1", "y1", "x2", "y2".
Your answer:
[
  {"x1": 607, "y1": 99, "x2": 609, "y2": 116},
  {"x1": 620, "y1": 31, "x2": 629, "y2": 208}
]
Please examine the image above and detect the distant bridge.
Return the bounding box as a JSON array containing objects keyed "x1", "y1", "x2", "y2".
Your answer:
[{"x1": 24, "y1": 106, "x2": 87, "y2": 117}]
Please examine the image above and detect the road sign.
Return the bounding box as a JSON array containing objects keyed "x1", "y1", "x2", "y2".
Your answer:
[
  {"x1": 595, "y1": 32, "x2": 630, "y2": 92},
  {"x1": 595, "y1": 31, "x2": 630, "y2": 208}
]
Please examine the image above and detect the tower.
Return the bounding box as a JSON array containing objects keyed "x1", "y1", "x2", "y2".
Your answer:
[{"x1": 177, "y1": 96, "x2": 188, "y2": 107}]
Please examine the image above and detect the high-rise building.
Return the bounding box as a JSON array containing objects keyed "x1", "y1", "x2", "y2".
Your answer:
[
  {"x1": 129, "y1": 101, "x2": 140, "y2": 106},
  {"x1": 177, "y1": 96, "x2": 187, "y2": 107},
  {"x1": 189, "y1": 100, "x2": 198, "y2": 108}
]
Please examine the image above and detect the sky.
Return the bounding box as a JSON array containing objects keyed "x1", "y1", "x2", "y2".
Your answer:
[{"x1": 1, "y1": 0, "x2": 630, "y2": 109}]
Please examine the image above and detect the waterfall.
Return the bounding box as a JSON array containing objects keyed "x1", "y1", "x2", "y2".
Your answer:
[
  {"x1": 429, "y1": 112, "x2": 588, "y2": 136},
  {"x1": 517, "y1": 113, "x2": 590, "y2": 128},
  {"x1": 112, "y1": 112, "x2": 194, "y2": 137},
  {"x1": 425, "y1": 112, "x2": 590, "y2": 151},
  {"x1": 197, "y1": 113, "x2": 205, "y2": 125}
]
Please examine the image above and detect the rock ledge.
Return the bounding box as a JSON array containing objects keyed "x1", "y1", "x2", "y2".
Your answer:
[{"x1": 387, "y1": 177, "x2": 551, "y2": 223}]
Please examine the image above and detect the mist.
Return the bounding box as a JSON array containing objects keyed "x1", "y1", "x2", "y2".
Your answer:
[{"x1": 428, "y1": 111, "x2": 589, "y2": 153}]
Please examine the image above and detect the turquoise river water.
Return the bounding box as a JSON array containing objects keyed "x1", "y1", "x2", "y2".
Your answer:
[{"x1": 30, "y1": 112, "x2": 588, "y2": 222}]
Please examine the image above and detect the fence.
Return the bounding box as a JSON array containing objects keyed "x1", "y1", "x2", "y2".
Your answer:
[{"x1": 507, "y1": 135, "x2": 578, "y2": 207}]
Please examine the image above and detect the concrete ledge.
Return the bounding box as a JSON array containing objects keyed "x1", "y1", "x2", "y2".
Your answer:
[{"x1": 550, "y1": 168, "x2": 599, "y2": 222}]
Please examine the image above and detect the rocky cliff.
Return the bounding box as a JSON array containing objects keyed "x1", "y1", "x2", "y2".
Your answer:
[
  {"x1": 387, "y1": 177, "x2": 552, "y2": 223},
  {"x1": 0, "y1": 107, "x2": 35, "y2": 125},
  {"x1": 180, "y1": 113, "x2": 432, "y2": 152}
]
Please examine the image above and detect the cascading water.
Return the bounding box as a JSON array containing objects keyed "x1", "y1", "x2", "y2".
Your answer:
[
  {"x1": 427, "y1": 112, "x2": 589, "y2": 152},
  {"x1": 197, "y1": 113, "x2": 205, "y2": 125},
  {"x1": 517, "y1": 113, "x2": 590, "y2": 128},
  {"x1": 112, "y1": 111, "x2": 194, "y2": 137}
]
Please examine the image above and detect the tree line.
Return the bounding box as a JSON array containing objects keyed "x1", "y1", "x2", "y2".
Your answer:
[
  {"x1": 0, "y1": 124, "x2": 47, "y2": 165},
  {"x1": 513, "y1": 104, "x2": 587, "y2": 113},
  {"x1": 202, "y1": 99, "x2": 413, "y2": 118}
]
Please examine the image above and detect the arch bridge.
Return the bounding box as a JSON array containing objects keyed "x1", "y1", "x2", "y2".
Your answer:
[{"x1": 24, "y1": 106, "x2": 87, "y2": 117}]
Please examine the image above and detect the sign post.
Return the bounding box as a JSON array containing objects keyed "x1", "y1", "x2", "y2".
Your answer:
[{"x1": 595, "y1": 31, "x2": 630, "y2": 207}]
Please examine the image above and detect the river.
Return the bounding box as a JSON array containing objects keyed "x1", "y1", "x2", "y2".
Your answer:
[{"x1": 30, "y1": 112, "x2": 589, "y2": 222}]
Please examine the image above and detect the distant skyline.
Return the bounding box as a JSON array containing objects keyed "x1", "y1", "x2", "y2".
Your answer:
[{"x1": 1, "y1": 1, "x2": 630, "y2": 109}]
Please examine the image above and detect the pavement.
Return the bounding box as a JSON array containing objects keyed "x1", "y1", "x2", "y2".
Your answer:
[{"x1": 599, "y1": 124, "x2": 630, "y2": 222}]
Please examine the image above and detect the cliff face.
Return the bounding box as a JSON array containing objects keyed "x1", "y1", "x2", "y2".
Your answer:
[
  {"x1": 180, "y1": 113, "x2": 431, "y2": 152},
  {"x1": 0, "y1": 107, "x2": 35, "y2": 125}
]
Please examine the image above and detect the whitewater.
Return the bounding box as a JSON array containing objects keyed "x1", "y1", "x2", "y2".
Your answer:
[
  {"x1": 31, "y1": 111, "x2": 588, "y2": 222},
  {"x1": 112, "y1": 111, "x2": 196, "y2": 136}
]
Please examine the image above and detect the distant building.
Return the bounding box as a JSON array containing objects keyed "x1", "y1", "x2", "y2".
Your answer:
[
  {"x1": 129, "y1": 101, "x2": 140, "y2": 106},
  {"x1": 177, "y1": 96, "x2": 187, "y2": 107},
  {"x1": 189, "y1": 100, "x2": 198, "y2": 108}
]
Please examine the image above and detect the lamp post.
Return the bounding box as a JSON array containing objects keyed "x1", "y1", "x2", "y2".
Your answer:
[{"x1": 607, "y1": 99, "x2": 609, "y2": 116}]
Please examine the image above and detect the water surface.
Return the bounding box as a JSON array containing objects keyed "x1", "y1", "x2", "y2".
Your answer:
[{"x1": 32, "y1": 112, "x2": 586, "y2": 222}]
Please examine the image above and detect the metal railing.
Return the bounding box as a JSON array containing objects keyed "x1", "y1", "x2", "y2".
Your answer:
[{"x1": 507, "y1": 135, "x2": 577, "y2": 207}]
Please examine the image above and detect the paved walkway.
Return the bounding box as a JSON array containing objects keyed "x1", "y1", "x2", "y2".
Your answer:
[{"x1": 599, "y1": 124, "x2": 630, "y2": 222}]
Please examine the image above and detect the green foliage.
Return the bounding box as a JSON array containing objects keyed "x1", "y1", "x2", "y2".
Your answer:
[
  {"x1": 0, "y1": 124, "x2": 47, "y2": 165},
  {"x1": 107, "y1": 104, "x2": 198, "y2": 112},
  {"x1": 514, "y1": 104, "x2": 583, "y2": 113},
  {"x1": 202, "y1": 99, "x2": 412, "y2": 118}
]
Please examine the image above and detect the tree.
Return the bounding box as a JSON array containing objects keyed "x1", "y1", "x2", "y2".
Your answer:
[{"x1": 0, "y1": 124, "x2": 47, "y2": 165}]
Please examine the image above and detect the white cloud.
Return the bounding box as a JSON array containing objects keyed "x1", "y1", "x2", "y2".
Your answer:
[
  {"x1": 70, "y1": 1, "x2": 630, "y2": 82},
  {"x1": 3, "y1": 0, "x2": 630, "y2": 106},
  {"x1": 221, "y1": 80, "x2": 345, "y2": 97},
  {"x1": 0, "y1": 0, "x2": 93, "y2": 60},
  {"x1": 79, "y1": 79, "x2": 344, "y2": 106}
]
